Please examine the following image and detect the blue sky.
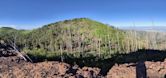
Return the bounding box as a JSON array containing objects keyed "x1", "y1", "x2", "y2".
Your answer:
[{"x1": 0, "y1": 0, "x2": 166, "y2": 29}]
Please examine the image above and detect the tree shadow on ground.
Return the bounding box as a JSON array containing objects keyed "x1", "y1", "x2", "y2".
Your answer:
[
  {"x1": 136, "y1": 61, "x2": 147, "y2": 78},
  {"x1": 28, "y1": 49, "x2": 166, "y2": 76}
]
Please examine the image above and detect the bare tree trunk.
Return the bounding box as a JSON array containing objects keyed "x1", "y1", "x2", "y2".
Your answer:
[
  {"x1": 60, "y1": 44, "x2": 64, "y2": 62},
  {"x1": 107, "y1": 34, "x2": 112, "y2": 54},
  {"x1": 146, "y1": 32, "x2": 150, "y2": 49},
  {"x1": 69, "y1": 27, "x2": 73, "y2": 53},
  {"x1": 126, "y1": 31, "x2": 131, "y2": 53},
  {"x1": 81, "y1": 34, "x2": 84, "y2": 57},
  {"x1": 98, "y1": 38, "x2": 101, "y2": 58},
  {"x1": 116, "y1": 30, "x2": 120, "y2": 53},
  {"x1": 134, "y1": 31, "x2": 138, "y2": 51},
  {"x1": 78, "y1": 35, "x2": 81, "y2": 57}
]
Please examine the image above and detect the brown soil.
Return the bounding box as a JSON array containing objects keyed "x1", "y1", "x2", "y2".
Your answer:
[
  {"x1": 0, "y1": 56, "x2": 104, "y2": 78},
  {"x1": 1, "y1": 56, "x2": 166, "y2": 78},
  {"x1": 107, "y1": 60, "x2": 166, "y2": 78}
]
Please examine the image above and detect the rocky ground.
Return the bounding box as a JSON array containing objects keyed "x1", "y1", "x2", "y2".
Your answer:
[
  {"x1": 1, "y1": 56, "x2": 166, "y2": 78},
  {"x1": 107, "y1": 60, "x2": 166, "y2": 78},
  {"x1": 0, "y1": 56, "x2": 103, "y2": 78}
]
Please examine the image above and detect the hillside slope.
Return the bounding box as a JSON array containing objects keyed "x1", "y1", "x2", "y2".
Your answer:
[
  {"x1": 0, "y1": 18, "x2": 125, "y2": 60},
  {"x1": 1, "y1": 18, "x2": 166, "y2": 59}
]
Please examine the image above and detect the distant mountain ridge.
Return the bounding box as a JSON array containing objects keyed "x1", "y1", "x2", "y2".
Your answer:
[{"x1": 120, "y1": 26, "x2": 166, "y2": 32}]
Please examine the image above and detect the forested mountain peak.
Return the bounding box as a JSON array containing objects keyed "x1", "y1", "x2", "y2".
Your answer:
[
  {"x1": 31, "y1": 18, "x2": 120, "y2": 40},
  {"x1": 40, "y1": 18, "x2": 115, "y2": 31},
  {"x1": 27, "y1": 18, "x2": 123, "y2": 54},
  {"x1": 0, "y1": 18, "x2": 124, "y2": 60}
]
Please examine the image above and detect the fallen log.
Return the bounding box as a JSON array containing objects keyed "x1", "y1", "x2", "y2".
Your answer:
[
  {"x1": 10, "y1": 45, "x2": 33, "y2": 62},
  {"x1": 0, "y1": 40, "x2": 33, "y2": 62}
]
